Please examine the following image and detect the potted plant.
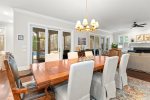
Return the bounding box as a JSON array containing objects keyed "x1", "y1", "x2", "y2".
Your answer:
[{"x1": 111, "y1": 43, "x2": 118, "y2": 48}]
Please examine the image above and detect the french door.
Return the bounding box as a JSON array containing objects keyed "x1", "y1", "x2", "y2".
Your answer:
[
  {"x1": 100, "y1": 37, "x2": 105, "y2": 53},
  {"x1": 31, "y1": 25, "x2": 71, "y2": 63},
  {"x1": 48, "y1": 30, "x2": 59, "y2": 54},
  {"x1": 62, "y1": 32, "x2": 71, "y2": 59},
  {"x1": 32, "y1": 27, "x2": 46, "y2": 63},
  {"x1": 90, "y1": 35, "x2": 100, "y2": 55}
]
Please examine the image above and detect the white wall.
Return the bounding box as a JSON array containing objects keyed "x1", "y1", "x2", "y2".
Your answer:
[
  {"x1": 113, "y1": 27, "x2": 150, "y2": 43},
  {"x1": 13, "y1": 9, "x2": 113, "y2": 67},
  {"x1": 73, "y1": 30, "x2": 113, "y2": 51},
  {"x1": 14, "y1": 9, "x2": 74, "y2": 67}
]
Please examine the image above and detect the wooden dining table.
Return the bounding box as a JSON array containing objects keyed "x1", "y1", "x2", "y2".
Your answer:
[{"x1": 31, "y1": 56, "x2": 106, "y2": 88}]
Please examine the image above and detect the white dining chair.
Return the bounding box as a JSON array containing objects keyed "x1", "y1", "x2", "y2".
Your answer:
[
  {"x1": 90, "y1": 56, "x2": 119, "y2": 100},
  {"x1": 45, "y1": 53, "x2": 59, "y2": 62},
  {"x1": 115, "y1": 54, "x2": 130, "y2": 89},
  {"x1": 55, "y1": 60, "x2": 94, "y2": 100},
  {"x1": 85, "y1": 51, "x2": 93, "y2": 57},
  {"x1": 68, "y1": 52, "x2": 78, "y2": 59}
]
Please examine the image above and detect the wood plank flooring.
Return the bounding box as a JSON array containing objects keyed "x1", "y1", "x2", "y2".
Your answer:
[
  {"x1": 0, "y1": 69, "x2": 150, "y2": 100},
  {"x1": 127, "y1": 69, "x2": 150, "y2": 82},
  {"x1": 0, "y1": 71, "x2": 13, "y2": 100}
]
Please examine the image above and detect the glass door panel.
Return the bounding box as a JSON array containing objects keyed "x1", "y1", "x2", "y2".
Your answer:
[
  {"x1": 95, "y1": 36, "x2": 100, "y2": 49},
  {"x1": 32, "y1": 28, "x2": 45, "y2": 63},
  {"x1": 90, "y1": 36, "x2": 94, "y2": 49},
  {"x1": 63, "y1": 32, "x2": 71, "y2": 59},
  {"x1": 95, "y1": 36, "x2": 100, "y2": 55},
  {"x1": 106, "y1": 38, "x2": 110, "y2": 50},
  {"x1": 100, "y1": 37, "x2": 105, "y2": 53},
  {"x1": 48, "y1": 30, "x2": 58, "y2": 53}
]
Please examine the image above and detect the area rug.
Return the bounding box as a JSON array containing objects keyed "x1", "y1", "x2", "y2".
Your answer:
[
  {"x1": 91, "y1": 76, "x2": 150, "y2": 100},
  {"x1": 114, "y1": 76, "x2": 150, "y2": 100}
]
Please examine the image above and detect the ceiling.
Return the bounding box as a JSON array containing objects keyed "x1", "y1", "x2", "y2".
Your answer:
[
  {"x1": 0, "y1": 0, "x2": 150, "y2": 32},
  {"x1": 0, "y1": 5, "x2": 13, "y2": 24}
]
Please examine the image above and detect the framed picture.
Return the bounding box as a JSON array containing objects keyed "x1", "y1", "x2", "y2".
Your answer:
[
  {"x1": 136, "y1": 35, "x2": 144, "y2": 42},
  {"x1": 144, "y1": 34, "x2": 150, "y2": 41},
  {"x1": 18, "y1": 35, "x2": 24, "y2": 40},
  {"x1": 78, "y1": 37, "x2": 86, "y2": 45}
]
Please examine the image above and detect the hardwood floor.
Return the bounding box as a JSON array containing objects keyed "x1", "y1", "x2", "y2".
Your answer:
[
  {"x1": 127, "y1": 69, "x2": 150, "y2": 82},
  {"x1": 0, "y1": 71, "x2": 13, "y2": 100},
  {"x1": 0, "y1": 69, "x2": 150, "y2": 100}
]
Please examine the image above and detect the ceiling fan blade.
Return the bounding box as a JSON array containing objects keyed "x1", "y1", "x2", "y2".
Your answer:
[
  {"x1": 139, "y1": 23, "x2": 146, "y2": 25},
  {"x1": 137, "y1": 25, "x2": 144, "y2": 27}
]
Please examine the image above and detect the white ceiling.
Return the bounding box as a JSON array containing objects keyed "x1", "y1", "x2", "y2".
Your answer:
[
  {"x1": 0, "y1": 5, "x2": 13, "y2": 24},
  {"x1": 0, "y1": 0, "x2": 150, "y2": 32}
]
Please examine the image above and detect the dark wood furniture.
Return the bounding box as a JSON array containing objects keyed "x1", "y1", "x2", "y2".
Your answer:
[
  {"x1": 31, "y1": 56, "x2": 106, "y2": 88},
  {"x1": 5, "y1": 52, "x2": 33, "y2": 78},
  {"x1": 109, "y1": 48, "x2": 122, "y2": 58},
  {"x1": 4, "y1": 54, "x2": 51, "y2": 100}
]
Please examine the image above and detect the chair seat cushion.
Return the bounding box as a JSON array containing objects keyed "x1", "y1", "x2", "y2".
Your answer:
[
  {"x1": 55, "y1": 83, "x2": 68, "y2": 100},
  {"x1": 23, "y1": 89, "x2": 46, "y2": 100},
  {"x1": 22, "y1": 81, "x2": 36, "y2": 90}
]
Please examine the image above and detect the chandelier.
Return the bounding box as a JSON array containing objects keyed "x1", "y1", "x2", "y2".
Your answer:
[{"x1": 75, "y1": 0, "x2": 99, "y2": 32}]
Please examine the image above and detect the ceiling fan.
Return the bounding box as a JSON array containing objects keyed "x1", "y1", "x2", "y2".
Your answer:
[{"x1": 132, "y1": 22, "x2": 147, "y2": 28}]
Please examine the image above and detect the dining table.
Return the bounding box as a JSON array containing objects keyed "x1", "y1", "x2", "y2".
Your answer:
[{"x1": 31, "y1": 56, "x2": 106, "y2": 88}]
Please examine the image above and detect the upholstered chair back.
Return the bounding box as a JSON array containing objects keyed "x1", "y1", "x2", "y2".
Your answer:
[
  {"x1": 119, "y1": 54, "x2": 130, "y2": 86},
  {"x1": 102, "y1": 56, "x2": 118, "y2": 99},
  {"x1": 67, "y1": 61, "x2": 94, "y2": 100},
  {"x1": 7, "y1": 55, "x2": 22, "y2": 88},
  {"x1": 45, "y1": 53, "x2": 59, "y2": 62},
  {"x1": 85, "y1": 51, "x2": 93, "y2": 57},
  {"x1": 68, "y1": 52, "x2": 78, "y2": 59}
]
